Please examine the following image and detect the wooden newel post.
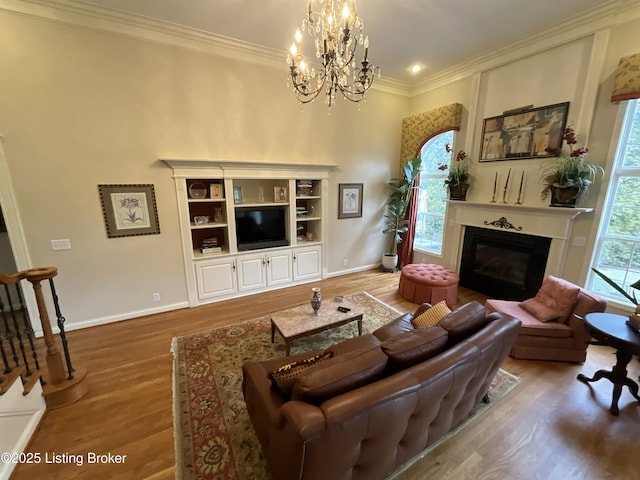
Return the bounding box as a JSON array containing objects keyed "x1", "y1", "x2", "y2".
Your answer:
[
  {"x1": 25, "y1": 267, "x2": 66, "y2": 384},
  {"x1": 24, "y1": 266, "x2": 88, "y2": 408}
]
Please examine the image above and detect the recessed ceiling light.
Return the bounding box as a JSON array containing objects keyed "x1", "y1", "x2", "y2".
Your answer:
[{"x1": 409, "y1": 64, "x2": 424, "y2": 74}]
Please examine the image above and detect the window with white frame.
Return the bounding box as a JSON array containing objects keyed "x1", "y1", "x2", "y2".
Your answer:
[
  {"x1": 588, "y1": 99, "x2": 640, "y2": 304},
  {"x1": 413, "y1": 130, "x2": 455, "y2": 255}
]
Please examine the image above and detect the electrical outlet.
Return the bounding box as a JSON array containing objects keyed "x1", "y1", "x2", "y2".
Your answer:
[
  {"x1": 343, "y1": 259, "x2": 348, "y2": 266},
  {"x1": 51, "y1": 239, "x2": 71, "y2": 251},
  {"x1": 152, "y1": 292, "x2": 161, "y2": 302}
]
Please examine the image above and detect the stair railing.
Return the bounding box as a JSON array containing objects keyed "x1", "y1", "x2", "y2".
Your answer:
[{"x1": 0, "y1": 267, "x2": 87, "y2": 407}]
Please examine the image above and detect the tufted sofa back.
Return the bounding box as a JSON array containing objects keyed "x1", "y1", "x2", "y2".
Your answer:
[{"x1": 243, "y1": 309, "x2": 521, "y2": 480}]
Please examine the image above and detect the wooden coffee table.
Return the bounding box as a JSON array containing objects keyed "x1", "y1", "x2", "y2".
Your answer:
[
  {"x1": 270, "y1": 298, "x2": 363, "y2": 355},
  {"x1": 577, "y1": 312, "x2": 640, "y2": 415}
]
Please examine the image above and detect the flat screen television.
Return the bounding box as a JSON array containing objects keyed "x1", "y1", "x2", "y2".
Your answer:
[{"x1": 235, "y1": 206, "x2": 289, "y2": 251}]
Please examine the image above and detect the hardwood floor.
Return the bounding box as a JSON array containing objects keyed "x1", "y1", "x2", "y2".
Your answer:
[{"x1": 10, "y1": 269, "x2": 640, "y2": 480}]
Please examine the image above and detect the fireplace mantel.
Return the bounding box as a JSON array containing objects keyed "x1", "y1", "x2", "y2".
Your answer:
[{"x1": 446, "y1": 201, "x2": 594, "y2": 278}]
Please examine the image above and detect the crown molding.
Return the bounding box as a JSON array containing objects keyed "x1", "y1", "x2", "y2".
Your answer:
[
  {"x1": 410, "y1": 0, "x2": 640, "y2": 96},
  {"x1": 0, "y1": 0, "x2": 411, "y2": 97}
]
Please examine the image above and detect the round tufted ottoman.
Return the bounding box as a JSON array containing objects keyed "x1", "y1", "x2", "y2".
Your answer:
[{"x1": 398, "y1": 264, "x2": 459, "y2": 308}]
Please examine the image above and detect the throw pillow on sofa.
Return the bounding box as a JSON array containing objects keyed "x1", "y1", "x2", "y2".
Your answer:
[
  {"x1": 291, "y1": 346, "x2": 388, "y2": 404},
  {"x1": 381, "y1": 326, "x2": 448, "y2": 370},
  {"x1": 411, "y1": 300, "x2": 452, "y2": 328},
  {"x1": 270, "y1": 351, "x2": 333, "y2": 395}
]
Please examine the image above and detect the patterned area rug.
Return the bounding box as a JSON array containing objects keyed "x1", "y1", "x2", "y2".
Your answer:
[{"x1": 172, "y1": 291, "x2": 520, "y2": 480}]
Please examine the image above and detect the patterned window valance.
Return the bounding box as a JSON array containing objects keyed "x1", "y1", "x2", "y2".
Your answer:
[
  {"x1": 400, "y1": 103, "x2": 463, "y2": 162},
  {"x1": 611, "y1": 52, "x2": 640, "y2": 103}
]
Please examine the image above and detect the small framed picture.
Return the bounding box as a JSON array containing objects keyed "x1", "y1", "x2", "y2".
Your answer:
[
  {"x1": 210, "y1": 183, "x2": 223, "y2": 199},
  {"x1": 98, "y1": 184, "x2": 160, "y2": 238},
  {"x1": 233, "y1": 186, "x2": 243, "y2": 204},
  {"x1": 338, "y1": 183, "x2": 363, "y2": 219},
  {"x1": 274, "y1": 186, "x2": 288, "y2": 202},
  {"x1": 193, "y1": 215, "x2": 210, "y2": 225}
]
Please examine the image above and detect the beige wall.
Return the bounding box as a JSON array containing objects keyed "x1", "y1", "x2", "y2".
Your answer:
[
  {"x1": 2, "y1": 7, "x2": 640, "y2": 329},
  {"x1": 0, "y1": 11, "x2": 407, "y2": 328}
]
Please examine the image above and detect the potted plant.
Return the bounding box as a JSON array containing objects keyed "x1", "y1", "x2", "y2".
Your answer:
[
  {"x1": 439, "y1": 144, "x2": 470, "y2": 200},
  {"x1": 382, "y1": 157, "x2": 422, "y2": 270},
  {"x1": 540, "y1": 126, "x2": 604, "y2": 207}
]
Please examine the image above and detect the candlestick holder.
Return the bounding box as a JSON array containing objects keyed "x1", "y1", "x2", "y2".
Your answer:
[
  {"x1": 515, "y1": 191, "x2": 523, "y2": 205},
  {"x1": 500, "y1": 188, "x2": 508, "y2": 204},
  {"x1": 490, "y1": 192, "x2": 497, "y2": 203}
]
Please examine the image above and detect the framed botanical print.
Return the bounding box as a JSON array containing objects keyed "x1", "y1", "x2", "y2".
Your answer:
[
  {"x1": 338, "y1": 183, "x2": 363, "y2": 219},
  {"x1": 98, "y1": 184, "x2": 160, "y2": 238}
]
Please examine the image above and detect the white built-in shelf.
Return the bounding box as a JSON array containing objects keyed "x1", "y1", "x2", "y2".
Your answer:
[
  {"x1": 188, "y1": 198, "x2": 226, "y2": 203},
  {"x1": 190, "y1": 222, "x2": 228, "y2": 229},
  {"x1": 234, "y1": 202, "x2": 289, "y2": 208}
]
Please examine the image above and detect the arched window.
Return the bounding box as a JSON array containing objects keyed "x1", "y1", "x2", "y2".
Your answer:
[{"x1": 413, "y1": 130, "x2": 455, "y2": 255}]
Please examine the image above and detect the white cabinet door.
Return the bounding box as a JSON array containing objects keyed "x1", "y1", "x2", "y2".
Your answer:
[
  {"x1": 237, "y1": 253, "x2": 267, "y2": 292},
  {"x1": 196, "y1": 258, "x2": 237, "y2": 300},
  {"x1": 267, "y1": 251, "x2": 292, "y2": 286},
  {"x1": 293, "y1": 245, "x2": 322, "y2": 281}
]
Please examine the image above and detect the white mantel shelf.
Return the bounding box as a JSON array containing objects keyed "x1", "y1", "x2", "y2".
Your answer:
[
  {"x1": 447, "y1": 200, "x2": 593, "y2": 218},
  {"x1": 446, "y1": 201, "x2": 594, "y2": 278}
]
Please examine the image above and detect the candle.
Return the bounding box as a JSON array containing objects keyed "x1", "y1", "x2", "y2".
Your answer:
[
  {"x1": 492, "y1": 172, "x2": 497, "y2": 196},
  {"x1": 518, "y1": 171, "x2": 524, "y2": 195},
  {"x1": 504, "y1": 168, "x2": 511, "y2": 189}
]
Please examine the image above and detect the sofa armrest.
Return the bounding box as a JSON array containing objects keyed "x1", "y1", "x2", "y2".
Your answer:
[
  {"x1": 280, "y1": 400, "x2": 327, "y2": 437},
  {"x1": 566, "y1": 313, "x2": 591, "y2": 348}
]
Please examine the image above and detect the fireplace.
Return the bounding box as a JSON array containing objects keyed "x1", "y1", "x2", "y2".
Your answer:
[{"x1": 459, "y1": 226, "x2": 551, "y2": 300}]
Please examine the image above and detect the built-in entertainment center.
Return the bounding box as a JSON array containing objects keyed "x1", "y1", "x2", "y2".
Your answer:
[{"x1": 163, "y1": 160, "x2": 333, "y2": 306}]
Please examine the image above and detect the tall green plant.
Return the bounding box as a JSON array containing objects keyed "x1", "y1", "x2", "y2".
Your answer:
[{"x1": 383, "y1": 157, "x2": 422, "y2": 255}]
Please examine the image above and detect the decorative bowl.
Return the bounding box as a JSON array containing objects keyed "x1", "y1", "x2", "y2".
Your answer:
[{"x1": 188, "y1": 182, "x2": 207, "y2": 199}]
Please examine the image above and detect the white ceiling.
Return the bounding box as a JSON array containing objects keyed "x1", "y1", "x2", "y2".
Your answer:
[{"x1": 54, "y1": 0, "x2": 621, "y2": 82}]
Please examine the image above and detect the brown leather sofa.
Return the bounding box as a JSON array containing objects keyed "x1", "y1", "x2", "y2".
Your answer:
[{"x1": 242, "y1": 301, "x2": 521, "y2": 480}]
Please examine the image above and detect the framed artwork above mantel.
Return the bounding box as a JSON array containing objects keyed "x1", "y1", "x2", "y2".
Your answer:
[{"x1": 479, "y1": 102, "x2": 569, "y2": 162}]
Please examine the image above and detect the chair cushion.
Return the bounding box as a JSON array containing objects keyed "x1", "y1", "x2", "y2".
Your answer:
[
  {"x1": 270, "y1": 352, "x2": 334, "y2": 395},
  {"x1": 291, "y1": 347, "x2": 388, "y2": 404},
  {"x1": 520, "y1": 298, "x2": 559, "y2": 322},
  {"x1": 381, "y1": 326, "x2": 448, "y2": 370},
  {"x1": 529, "y1": 275, "x2": 580, "y2": 323},
  {"x1": 411, "y1": 300, "x2": 452, "y2": 328},
  {"x1": 486, "y1": 299, "x2": 572, "y2": 338},
  {"x1": 517, "y1": 315, "x2": 573, "y2": 338}
]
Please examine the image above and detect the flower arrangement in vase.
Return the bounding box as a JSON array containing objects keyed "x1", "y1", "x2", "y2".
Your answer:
[
  {"x1": 540, "y1": 126, "x2": 604, "y2": 207},
  {"x1": 438, "y1": 144, "x2": 470, "y2": 200}
]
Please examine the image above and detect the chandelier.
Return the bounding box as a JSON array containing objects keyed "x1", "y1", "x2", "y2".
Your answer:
[{"x1": 286, "y1": 0, "x2": 379, "y2": 107}]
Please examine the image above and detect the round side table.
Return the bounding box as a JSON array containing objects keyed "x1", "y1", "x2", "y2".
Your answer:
[{"x1": 577, "y1": 312, "x2": 640, "y2": 416}]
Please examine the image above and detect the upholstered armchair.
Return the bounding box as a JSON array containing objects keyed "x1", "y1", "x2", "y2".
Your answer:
[{"x1": 485, "y1": 275, "x2": 607, "y2": 363}]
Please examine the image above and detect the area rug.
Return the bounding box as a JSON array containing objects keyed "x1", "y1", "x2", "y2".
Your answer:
[{"x1": 172, "y1": 291, "x2": 520, "y2": 480}]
